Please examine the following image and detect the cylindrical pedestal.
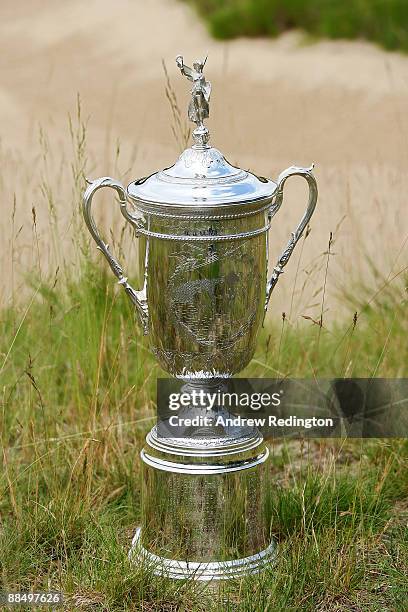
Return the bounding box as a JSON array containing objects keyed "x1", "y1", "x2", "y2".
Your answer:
[{"x1": 129, "y1": 423, "x2": 276, "y2": 580}]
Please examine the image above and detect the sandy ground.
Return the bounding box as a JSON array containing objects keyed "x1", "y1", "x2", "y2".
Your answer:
[{"x1": 1, "y1": 0, "x2": 408, "y2": 323}]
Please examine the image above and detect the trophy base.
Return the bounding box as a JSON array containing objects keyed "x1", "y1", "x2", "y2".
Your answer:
[
  {"x1": 129, "y1": 527, "x2": 276, "y2": 581},
  {"x1": 134, "y1": 379, "x2": 275, "y2": 582}
]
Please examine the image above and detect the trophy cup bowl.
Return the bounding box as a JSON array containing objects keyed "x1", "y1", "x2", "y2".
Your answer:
[{"x1": 82, "y1": 56, "x2": 317, "y2": 580}]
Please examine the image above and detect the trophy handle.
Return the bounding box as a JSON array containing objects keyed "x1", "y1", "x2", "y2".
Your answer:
[
  {"x1": 265, "y1": 165, "x2": 318, "y2": 312},
  {"x1": 83, "y1": 177, "x2": 149, "y2": 334}
]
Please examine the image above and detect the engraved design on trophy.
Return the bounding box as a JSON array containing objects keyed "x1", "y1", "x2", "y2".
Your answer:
[
  {"x1": 168, "y1": 242, "x2": 260, "y2": 350},
  {"x1": 82, "y1": 56, "x2": 318, "y2": 580}
]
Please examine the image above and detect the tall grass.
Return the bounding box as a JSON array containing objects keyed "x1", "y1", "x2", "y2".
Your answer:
[
  {"x1": 0, "y1": 98, "x2": 407, "y2": 610},
  {"x1": 184, "y1": 0, "x2": 408, "y2": 52}
]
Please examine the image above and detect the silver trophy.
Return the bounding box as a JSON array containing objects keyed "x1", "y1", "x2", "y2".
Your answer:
[{"x1": 83, "y1": 56, "x2": 318, "y2": 580}]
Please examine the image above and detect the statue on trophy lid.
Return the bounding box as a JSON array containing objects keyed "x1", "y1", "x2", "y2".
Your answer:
[{"x1": 176, "y1": 54, "x2": 211, "y2": 135}]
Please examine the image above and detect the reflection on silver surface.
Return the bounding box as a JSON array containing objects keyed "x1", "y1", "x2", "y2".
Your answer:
[
  {"x1": 130, "y1": 526, "x2": 276, "y2": 581},
  {"x1": 82, "y1": 55, "x2": 318, "y2": 581}
]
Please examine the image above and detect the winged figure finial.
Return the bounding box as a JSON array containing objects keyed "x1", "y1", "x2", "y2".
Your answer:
[{"x1": 176, "y1": 55, "x2": 211, "y2": 146}]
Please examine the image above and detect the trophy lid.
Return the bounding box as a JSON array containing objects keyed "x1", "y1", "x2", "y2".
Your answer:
[{"x1": 127, "y1": 56, "x2": 276, "y2": 210}]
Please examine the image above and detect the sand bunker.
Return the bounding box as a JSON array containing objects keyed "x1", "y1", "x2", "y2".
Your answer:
[{"x1": 1, "y1": 0, "x2": 407, "y2": 322}]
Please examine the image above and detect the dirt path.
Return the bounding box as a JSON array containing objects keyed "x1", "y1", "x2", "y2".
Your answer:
[{"x1": 1, "y1": 0, "x2": 407, "y2": 322}]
